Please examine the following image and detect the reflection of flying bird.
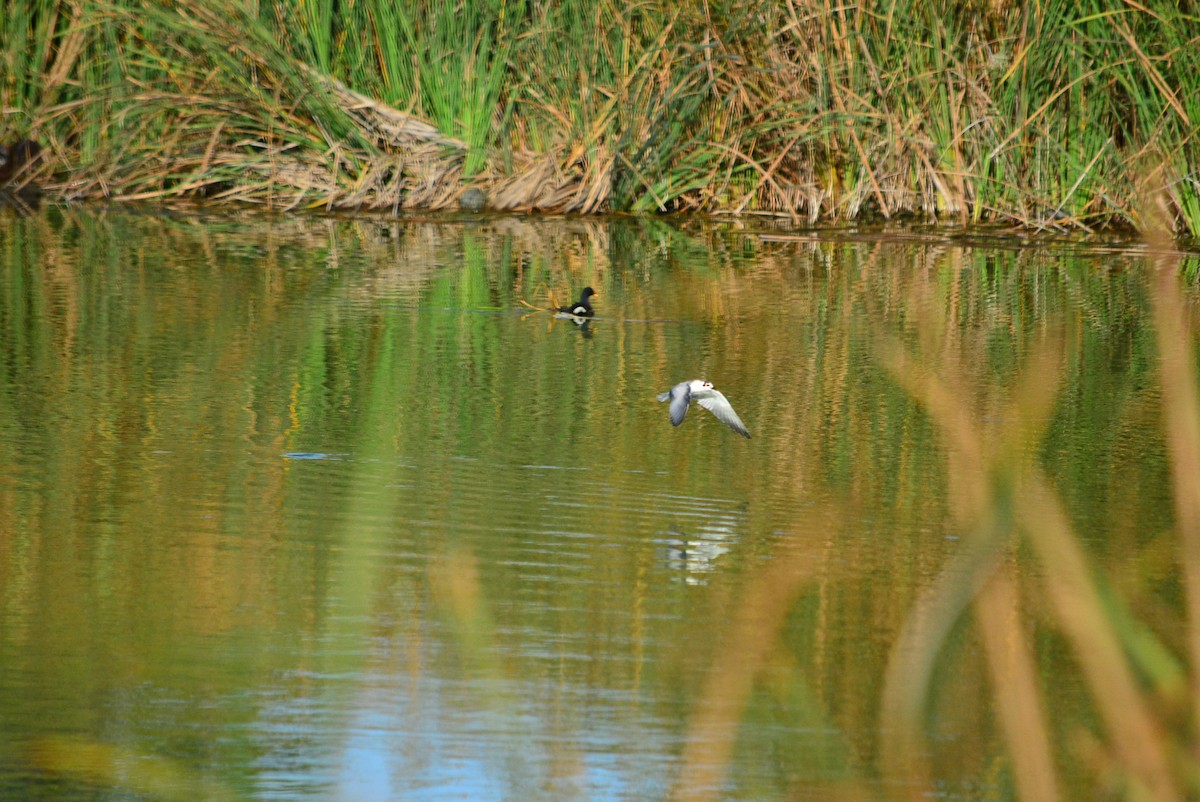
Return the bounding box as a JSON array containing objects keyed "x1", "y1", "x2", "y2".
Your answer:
[
  {"x1": 657, "y1": 380, "x2": 751, "y2": 438},
  {"x1": 556, "y1": 287, "x2": 596, "y2": 317},
  {"x1": 662, "y1": 523, "x2": 736, "y2": 585}
]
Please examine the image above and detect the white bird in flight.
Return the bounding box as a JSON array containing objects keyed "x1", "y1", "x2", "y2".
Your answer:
[{"x1": 657, "y1": 380, "x2": 751, "y2": 438}]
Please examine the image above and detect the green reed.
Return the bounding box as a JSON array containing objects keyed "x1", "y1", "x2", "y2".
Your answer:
[{"x1": 333, "y1": 0, "x2": 517, "y2": 175}]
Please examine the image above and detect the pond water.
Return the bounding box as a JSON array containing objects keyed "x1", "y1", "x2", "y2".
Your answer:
[{"x1": 0, "y1": 205, "x2": 1195, "y2": 800}]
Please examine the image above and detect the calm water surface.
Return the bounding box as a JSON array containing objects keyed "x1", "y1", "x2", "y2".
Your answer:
[{"x1": 0, "y1": 206, "x2": 1193, "y2": 800}]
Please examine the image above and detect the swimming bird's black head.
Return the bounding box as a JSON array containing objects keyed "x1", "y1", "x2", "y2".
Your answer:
[{"x1": 581, "y1": 287, "x2": 596, "y2": 299}]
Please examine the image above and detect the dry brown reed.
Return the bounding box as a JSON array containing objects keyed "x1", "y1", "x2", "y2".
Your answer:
[
  {"x1": 667, "y1": 505, "x2": 864, "y2": 802},
  {"x1": 666, "y1": 193, "x2": 1200, "y2": 799},
  {"x1": 872, "y1": 186, "x2": 1198, "y2": 799},
  {"x1": 1144, "y1": 185, "x2": 1200, "y2": 753}
]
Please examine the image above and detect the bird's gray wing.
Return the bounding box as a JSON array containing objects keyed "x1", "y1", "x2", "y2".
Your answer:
[
  {"x1": 696, "y1": 390, "x2": 751, "y2": 438},
  {"x1": 658, "y1": 384, "x2": 691, "y2": 426}
]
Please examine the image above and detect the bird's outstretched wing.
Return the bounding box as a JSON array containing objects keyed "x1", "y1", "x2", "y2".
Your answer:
[
  {"x1": 657, "y1": 384, "x2": 692, "y2": 426},
  {"x1": 696, "y1": 390, "x2": 751, "y2": 438}
]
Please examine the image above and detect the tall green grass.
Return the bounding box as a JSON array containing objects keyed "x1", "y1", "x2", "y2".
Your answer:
[
  {"x1": 277, "y1": 0, "x2": 519, "y2": 175},
  {"x1": 1, "y1": 0, "x2": 1198, "y2": 234}
]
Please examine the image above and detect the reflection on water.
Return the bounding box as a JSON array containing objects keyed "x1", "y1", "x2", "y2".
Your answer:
[{"x1": 0, "y1": 206, "x2": 1193, "y2": 799}]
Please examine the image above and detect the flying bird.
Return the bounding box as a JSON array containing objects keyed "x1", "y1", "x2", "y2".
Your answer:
[
  {"x1": 557, "y1": 287, "x2": 596, "y2": 317},
  {"x1": 657, "y1": 380, "x2": 751, "y2": 438}
]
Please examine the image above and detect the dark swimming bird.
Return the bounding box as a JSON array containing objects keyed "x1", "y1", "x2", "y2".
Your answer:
[
  {"x1": 557, "y1": 287, "x2": 596, "y2": 317},
  {"x1": 657, "y1": 380, "x2": 751, "y2": 438}
]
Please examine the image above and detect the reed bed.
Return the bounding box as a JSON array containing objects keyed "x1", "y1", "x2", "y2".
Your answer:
[{"x1": 1, "y1": 0, "x2": 1198, "y2": 235}]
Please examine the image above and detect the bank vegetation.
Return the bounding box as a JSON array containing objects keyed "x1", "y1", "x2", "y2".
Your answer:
[{"x1": 2, "y1": 0, "x2": 1198, "y2": 235}]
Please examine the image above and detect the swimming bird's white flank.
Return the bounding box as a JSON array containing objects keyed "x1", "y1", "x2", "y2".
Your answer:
[
  {"x1": 557, "y1": 287, "x2": 596, "y2": 317},
  {"x1": 656, "y1": 380, "x2": 751, "y2": 438}
]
